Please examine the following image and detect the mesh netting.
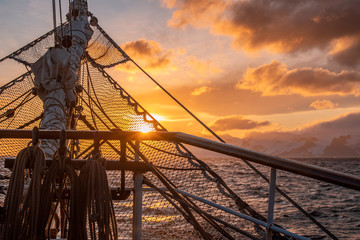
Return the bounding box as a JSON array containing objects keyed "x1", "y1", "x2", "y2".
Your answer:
[{"x1": 0, "y1": 22, "x2": 267, "y2": 239}]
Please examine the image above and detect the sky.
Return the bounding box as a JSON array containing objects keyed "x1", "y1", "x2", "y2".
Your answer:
[{"x1": 1, "y1": 0, "x2": 360, "y2": 155}]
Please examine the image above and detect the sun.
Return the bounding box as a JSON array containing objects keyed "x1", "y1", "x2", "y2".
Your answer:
[
  {"x1": 138, "y1": 114, "x2": 166, "y2": 133},
  {"x1": 140, "y1": 125, "x2": 152, "y2": 133}
]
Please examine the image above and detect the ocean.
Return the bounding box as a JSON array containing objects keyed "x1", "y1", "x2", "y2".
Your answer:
[{"x1": 204, "y1": 157, "x2": 360, "y2": 239}]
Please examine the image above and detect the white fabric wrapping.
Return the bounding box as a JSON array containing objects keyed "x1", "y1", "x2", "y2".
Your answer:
[{"x1": 31, "y1": 1, "x2": 93, "y2": 158}]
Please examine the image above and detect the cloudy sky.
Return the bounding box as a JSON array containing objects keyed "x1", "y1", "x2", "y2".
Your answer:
[{"x1": 1, "y1": 0, "x2": 360, "y2": 146}]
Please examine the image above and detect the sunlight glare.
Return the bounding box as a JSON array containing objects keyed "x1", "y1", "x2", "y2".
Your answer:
[
  {"x1": 140, "y1": 125, "x2": 152, "y2": 133},
  {"x1": 151, "y1": 113, "x2": 166, "y2": 122}
]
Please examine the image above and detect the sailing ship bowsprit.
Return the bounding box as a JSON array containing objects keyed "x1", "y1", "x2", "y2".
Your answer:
[{"x1": 1, "y1": 1, "x2": 358, "y2": 239}]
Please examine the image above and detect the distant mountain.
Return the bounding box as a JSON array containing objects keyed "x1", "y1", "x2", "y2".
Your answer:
[
  {"x1": 232, "y1": 133, "x2": 360, "y2": 158},
  {"x1": 229, "y1": 112, "x2": 360, "y2": 157},
  {"x1": 197, "y1": 112, "x2": 360, "y2": 158},
  {"x1": 323, "y1": 135, "x2": 359, "y2": 157}
]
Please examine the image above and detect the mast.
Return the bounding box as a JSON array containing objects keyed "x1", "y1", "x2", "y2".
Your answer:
[{"x1": 31, "y1": 0, "x2": 93, "y2": 158}]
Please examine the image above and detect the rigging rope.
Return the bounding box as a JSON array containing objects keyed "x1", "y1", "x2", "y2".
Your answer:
[
  {"x1": 52, "y1": 0, "x2": 58, "y2": 45},
  {"x1": 81, "y1": 57, "x2": 276, "y2": 238},
  {"x1": 78, "y1": 150, "x2": 118, "y2": 239},
  {"x1": 121, "y1": 36, "x2": 339, "y2": 240},
  {"x1": 1, "y1": 143, "x2": 46, "y2": 239},
  {"x1": 0, "y1": 14, "x2": 341, "y2": 239},
  {"x1": 143, "y1": 177, "x2": 237, "y2": 240}
]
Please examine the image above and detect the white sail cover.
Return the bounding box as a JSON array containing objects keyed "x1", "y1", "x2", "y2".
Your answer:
[{"x1": 31, "y1": 0, "x2": 93, "y2": 157}]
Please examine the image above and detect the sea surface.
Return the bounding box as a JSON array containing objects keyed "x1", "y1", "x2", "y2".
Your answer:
[{"x1": 203, "y1": 157, "x2": 360, "y2": 239}]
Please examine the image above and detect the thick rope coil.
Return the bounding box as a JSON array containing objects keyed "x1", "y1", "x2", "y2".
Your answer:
[
  {"x1": 1, "y1": 144, "x2": 46, "y2": 240},
  {"x1": 78, "y1": 151, "x2": 118, "y2": 240},
  {"x1": 38, "y1": 150, "x2": 82, "y2": 240}
]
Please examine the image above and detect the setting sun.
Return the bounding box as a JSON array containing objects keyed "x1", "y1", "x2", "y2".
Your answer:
[{"x1": 140, "y1": 125, "x2": 152, "y2": 133}]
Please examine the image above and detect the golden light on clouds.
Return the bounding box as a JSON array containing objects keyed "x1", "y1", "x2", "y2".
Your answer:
[
  {"x1": 191, "y1": 86, "x2": 212, "y2": 96},
  {"x1": 237, "y1": 60, "x2": 360, "y2": 96},
  {"x1": 330, "y1": 36, "x2": 358, "y2": 56},
  {"x1": 116, "y1": 38, "x2": 223, "y2": 84},
  {"x1": 119, "y1": 38, "x2": 175, "y2": 74},
  {"x1": 329, "y1": 35, "x2": 360, "y2": 67},
  {"x1": 210, "y1": 115, "x2": 271, "y2": 131},
  {"x1": 162, "y1": 0, "x2": 360, "y2": 62},
  {"x1": 309, "y1": 100, "x2": 337, "y2": 110},
  {"x1": 187, "y1": 56, "x2": 222, "y2": 76},
  {"x1": 162, "y1": 0, "x2": 226, "y2": 29}
]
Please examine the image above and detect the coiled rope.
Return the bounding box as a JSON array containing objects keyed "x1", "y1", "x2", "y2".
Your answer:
[
  {"x1": 1, "y1": 143, "x2": 46, "y2": 239},
  {"x1": 78, "y1": 150, "x2": 118, "y2": 239},
  {"x1": 0, "y1": 130, "x2": 120, "y2": 239},
  {"x1": 37, "y1": 149, "x2": 82, "y2": 240}
]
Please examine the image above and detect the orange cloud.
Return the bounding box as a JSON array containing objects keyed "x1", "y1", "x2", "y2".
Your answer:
[
  {"x1": 161, "y1": 0, "x2": 226, "y2": 29},
  {"x1": 162, "y1": 0, "x2": 360, "y2": 60},
  {"x1": 210, "y1": 116, "x2": 270, "y2": 131},
  {"x1": 118, "y1": 39, "x2": 222, "y2": 78},
  {"x1": 237, "y1": 60, "x2": 360, "y2": 96},
  {"x1": 187, "y1": 56, "x2": 222, "y2": 76},
  {"x1": 309, "y1": 100, "x2": 337, "y2": 110},
  {"x1": 120, "y1": 39, "x2": 174, "y2": 72},
  {"x1": 329, "y1": 36, "x2": 360, "y2": 67},
  {"x1": 191, "y1": 86, "x2": 212, "y2": 96}
]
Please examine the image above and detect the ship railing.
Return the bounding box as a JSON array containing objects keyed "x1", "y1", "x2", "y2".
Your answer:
[{"x1": 1, "y1": 129, "x2": 360, "y2": 240}]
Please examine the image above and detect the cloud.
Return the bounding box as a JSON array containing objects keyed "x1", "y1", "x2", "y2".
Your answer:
[
  {"x1": 217, "y1": 0, "x2": 360, "y2": 52},
  {"x1": 121, "y1": 38, "x2": 174, "y2": 72},
  {"x1": 305, "y1": 112, "x2": 360, "y2": 133},
  {"x1": 237, "y1": 60, "x2": 360, "y2": 96},
  {"x1": 237, "y1": 112, "x2": 360, "y2": 156},
  {"x1": 210, "y1": 116, "x2": 270, "y2": 131},
  {"x1": 119, "y1": 39, "x2": 222, "y2": 77},
  {"x1": 329, "y1": 36, "x2": 360, "y2": 67},
  {"x1": 187, "y1": 56, "x2": 222, "y2": 75},
  {"x1": 161, "y1": 0, "x2": 226, "y2": 29},
  {"x1": 192, "y1": 86, "x2": 212, "y2": 96},
  {"x1": 309, "y1": 99, "x2": 337, "y2": 110},
  {"x1": 161, "y1": 0, "x2": 360, "y2": 63}
]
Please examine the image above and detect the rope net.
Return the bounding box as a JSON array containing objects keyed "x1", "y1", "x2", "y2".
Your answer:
[{"x1": 0, "y1": 23, "x2": 271, "y2": 239}]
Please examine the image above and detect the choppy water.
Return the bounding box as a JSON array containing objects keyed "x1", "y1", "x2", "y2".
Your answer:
[{"x1": 204, "y1": 157, "x2": 360, "y2": 239}]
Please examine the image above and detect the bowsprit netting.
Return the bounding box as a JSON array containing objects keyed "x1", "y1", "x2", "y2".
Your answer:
[{"x1": 0, "y1": 19, "x2": 276, "y2": 239}]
